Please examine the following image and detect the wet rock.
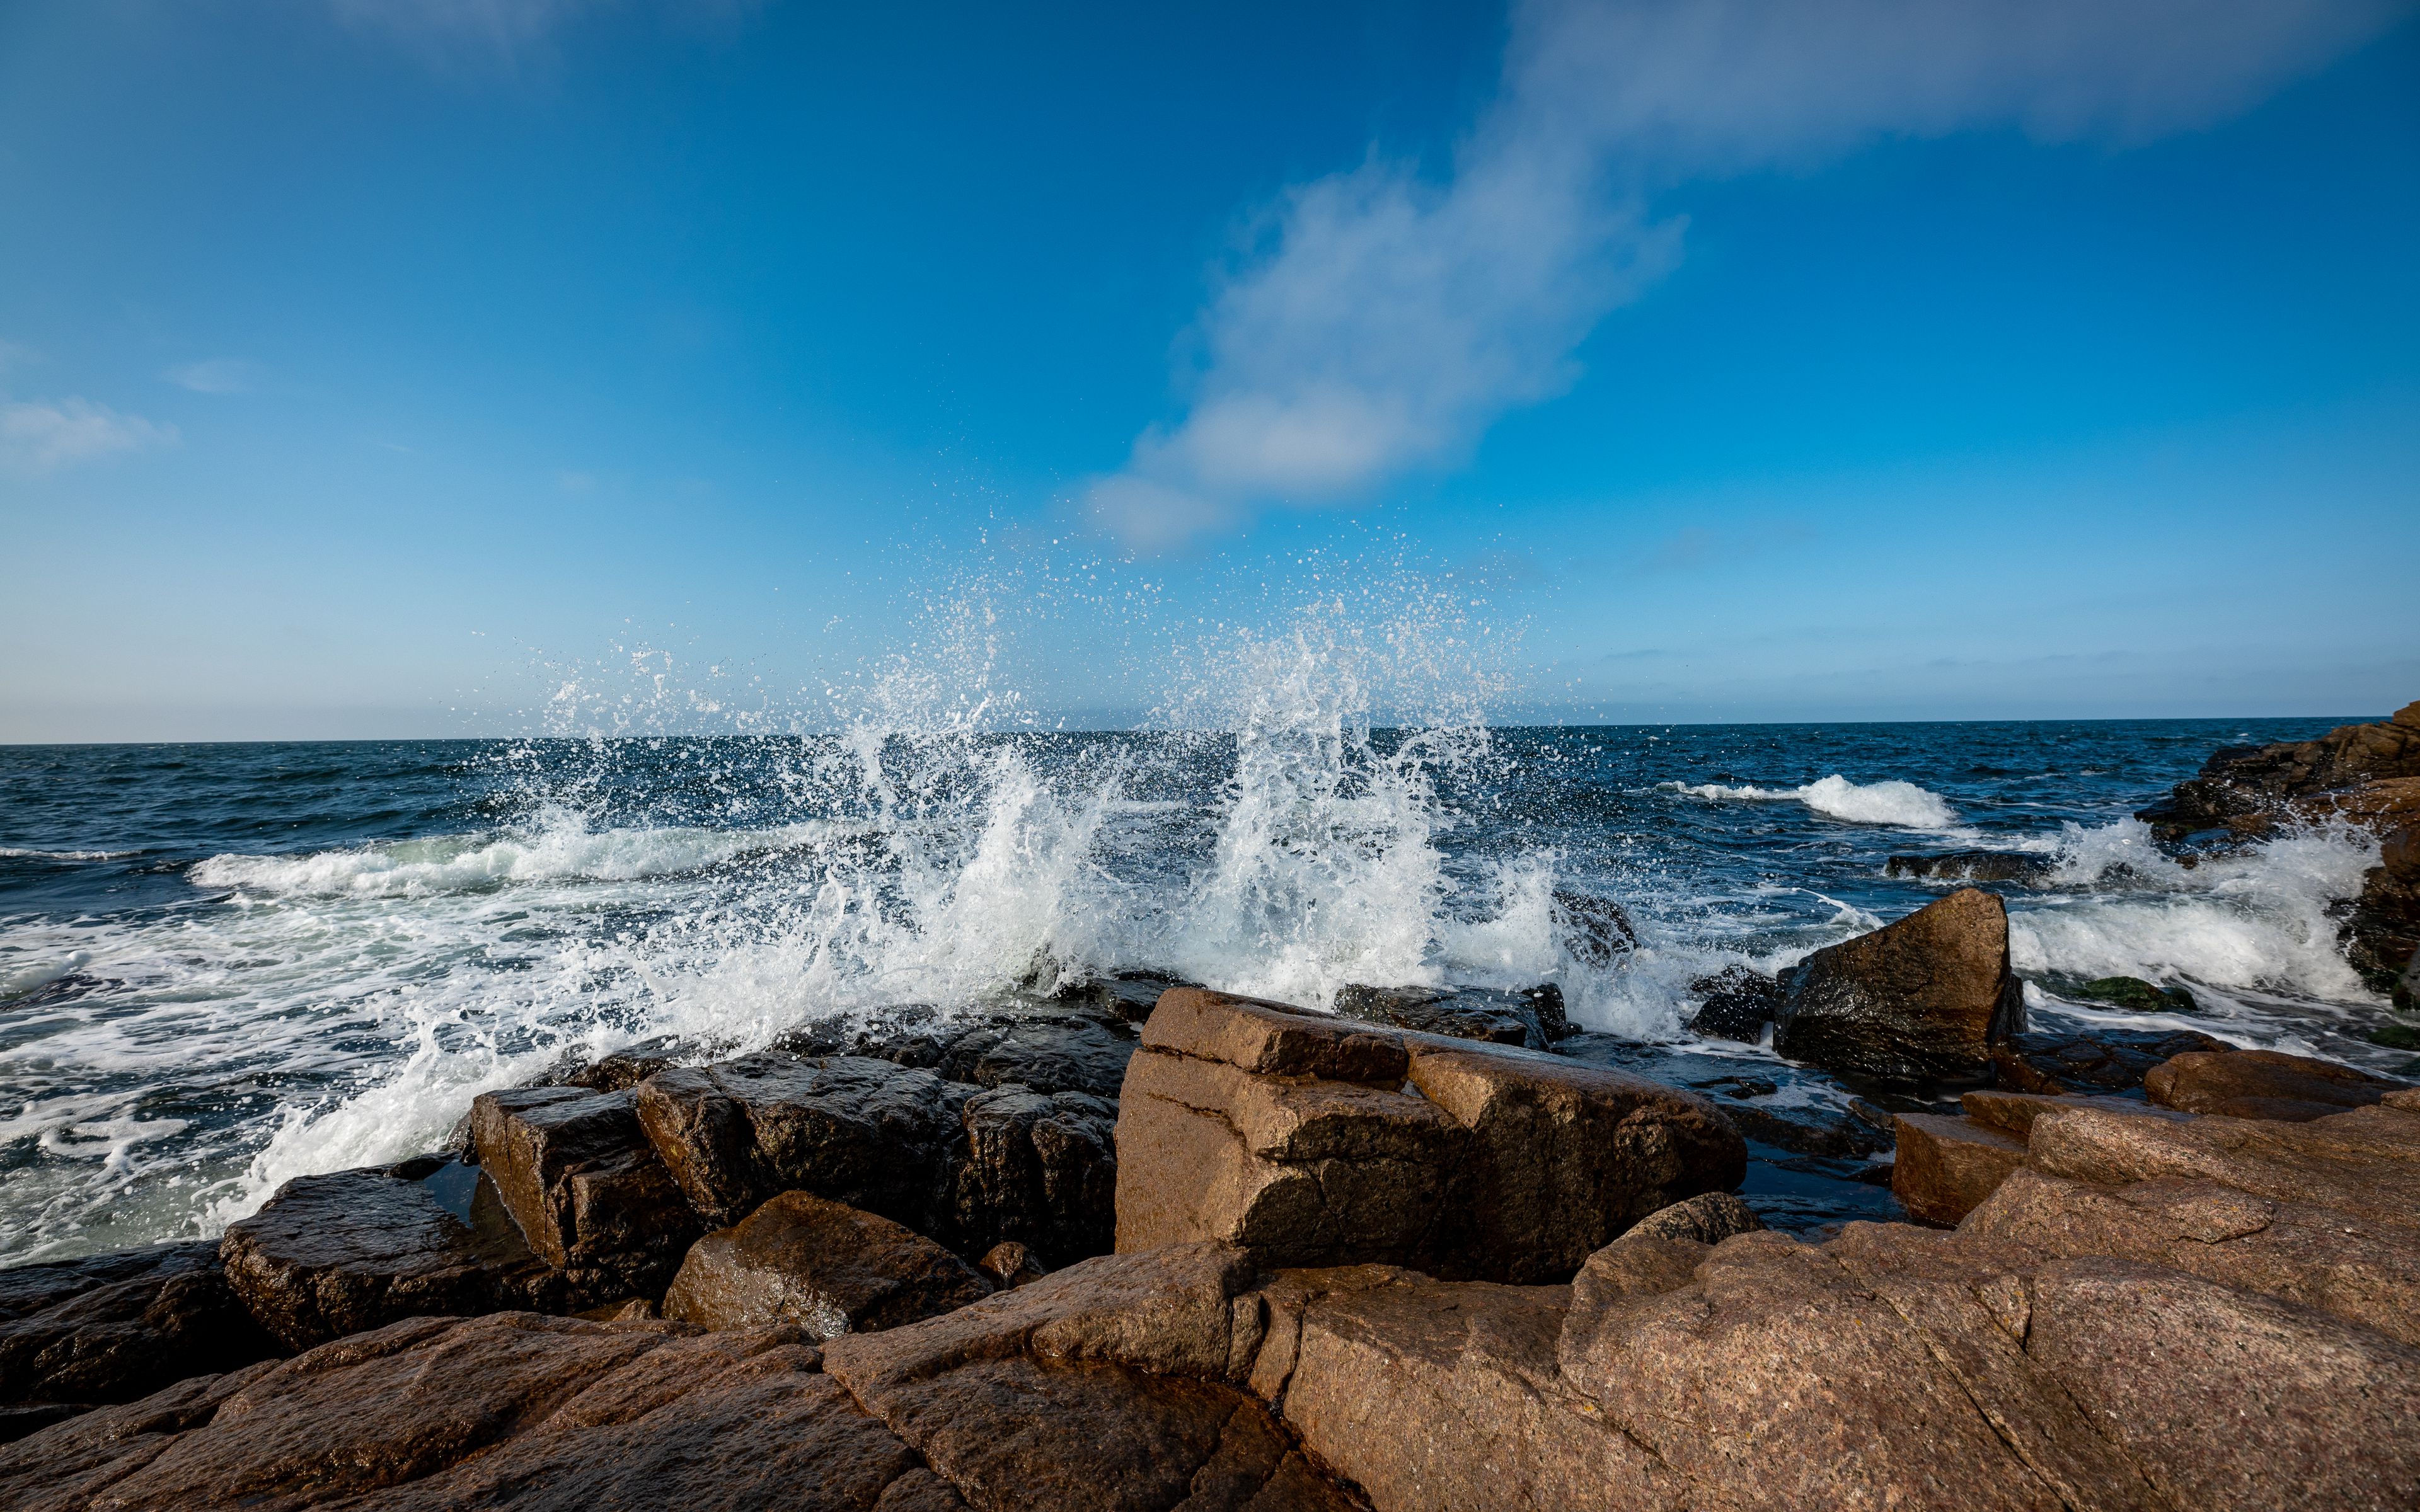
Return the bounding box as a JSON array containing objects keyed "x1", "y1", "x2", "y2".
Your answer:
[
  {"x1": 1991, "y1": 1026, "x2": 2230, "y2": 1094},
  {"x1": 0, "y1": 1403, "x2": 83, "y2": 1446},
  {"x1": 1890, "y1": 1113, "x2": 2027, "y2": 1227},
  {"x1": 1884, "y1": 850, "x2": 2054, "y2": 885},
  {"x1": 923, "y1": 1015, "x2": 1138, "y2": 1101},
  {"x1": 0, "y1": 1241, "x2": 280, "y2": 1411},
  {"x1": 2066, "y1": 975, "x2": 2201, "y2": 1016},
  {"x1": 471, "y1": 1085, "x2": 702, "y2": 1298},
  {"x1": 1697, "y1": 1096, "x2": 1887, "y2": 1157},
  {"x1": 976, "y1": 1242, "x2": 1047, "y2": 1290},
  {"x1": 0, "y1": 1311, "x2": 959, "y2": 1512},
  {"x1": 662, "y1": 1192, "x2": 991, "y2": 1339},
  {"x1": 944, "y1": 1085, "x2": 1118, "y2": 1264},
  {"x1": 634, "y1": 1054, "x2": 974, "y2": 1231},
  {"x1": 219, "y1": 1157, "x2": 606, "y2": 1351},
  {"x1": 2136, "y1": 704, "x2": 2420, "y2": 840},
  {"x1": 564, "y1": 1035, "x2": 684, "y2": 1092},
  {"x1": 2144, "y1": 1047, "x2": 2409, "y2": 1122},
  {"x1": 1771, "y1": 887, "x2": 2026, "y2": 1083},
  {"x1": 824, "y1": 1243, "x2": 1353, "y2": 1512},
  {"x1": 1965, "y1": 1166, "x2": 2420, "y2": 1347},
  {"x1": 1553, "y1": 887, "x2": 1636, "y2": 966},
  {"x1": 1959, "y1": 1087, "x2": 2191, "y2": 1142},
  {"x1": 1332, "y1": 982, "x2": 1568, "y2": 1049},
  {"x1": 1055, "y1": 971, "x2": 1190, "y2": 1025},
  {"x1": 1684, "y1": 965, "x2": 1780, "y2": 1042},
  {"x1": 2345, "y1": 822, "x2": 2420, "y2": 999},
  {"x1": 2027, "y1": 1099, "x2": 2420, "y2": 1228},
  {"x1": 1114, "y1": 988, "x2": 1744, "y2": 1282}
]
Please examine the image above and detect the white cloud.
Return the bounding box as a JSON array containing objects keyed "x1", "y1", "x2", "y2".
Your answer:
[
  {"x1": 164, "y1": 358, "x2": 256, "y2": 395},
  {"x1": 1, "y1": 398, "x2": 180, "y2": 471},
  {"x1": 1090, "y1": 0, "x2": 2414, "y2": 547},
  {"x1": 0, "y1": 340, "x2": 37, "y2": 375}
]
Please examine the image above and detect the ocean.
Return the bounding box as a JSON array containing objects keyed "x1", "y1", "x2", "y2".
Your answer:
[{"x1": 2, "y1": 694, "x2": 2406, "y2": 1266}]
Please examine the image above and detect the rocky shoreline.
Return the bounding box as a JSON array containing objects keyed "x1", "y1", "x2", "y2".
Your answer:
[{"x1": 6, "y1": 714, "x2": 2419, "y2": 1509}]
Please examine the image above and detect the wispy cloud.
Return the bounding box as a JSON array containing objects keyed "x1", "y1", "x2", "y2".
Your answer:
[
  {"x1": 163, "y1": 358, "x2": 257, "y2": 395},
  {"x1": 0, "y1": 398, "x2": 180, "y2": 472},
  {"x1": 1089, "y1": 0, "x2": 2412, "y2": 548},
  {"x1": 329, "y1": 0, "x2": 759, "y2": 71}
]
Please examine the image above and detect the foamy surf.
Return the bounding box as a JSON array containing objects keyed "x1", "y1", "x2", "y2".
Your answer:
[{"x1": 1662, "y1": 774, "x2": 1959, "y2": 829}]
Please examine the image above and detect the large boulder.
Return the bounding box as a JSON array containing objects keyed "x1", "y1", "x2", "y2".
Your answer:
[
  {"x1": 1113, "y1": 988, "x2": 1744, "y2": 1282},
  {"x1": 0, "y1": 1312, "x2": 957, "y2": 1512},
  {"x1": 2025, "y1": 1099, "x2": 2420, "y2": 1228},
  {"x1": 2143, "y1": 1047, "x2": 2408, "y2": 1122},
  {"x1": 470, "y1": 1085, "x2": 702, "y2": 1299},
  {"x1": 1685, "y1": 966, "x2": 1782, "y2": 1042},
  {"x1": 1772, "y1": 887, "x2": 2026, "y2": 1083},
  {"x1": 1990, "y1": 1026, "x2": 2228, "y2": 1095},
  {"x1": 219, "y1": 1157, "x2": 602, "y2": 1351},
  {"x1": 633, "y1": 1053, "x2": 1117, "y2": 1263},
  {"x1": 1890, "y1": 1112, "x2": 2027, "y2": 1227},
  {"x1": 0, "y1": 1242, "x2": 280, "y2": 1413},
  {"x1": 662, "y1": 1192, "x2": 991, "y2": 1338},
  {"x1": 2136, "y1": 702, "x2": 2420, "y2": 840}
]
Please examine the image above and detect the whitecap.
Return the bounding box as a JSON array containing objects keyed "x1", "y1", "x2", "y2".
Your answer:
[{"x1": 1661, "y1": 774, "x2": 1958, "y2": 829}]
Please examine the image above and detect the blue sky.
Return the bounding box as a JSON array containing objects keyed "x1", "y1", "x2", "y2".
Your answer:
[{"x1": 2, "y1": 0, "x2": 2416, "y2": 739}]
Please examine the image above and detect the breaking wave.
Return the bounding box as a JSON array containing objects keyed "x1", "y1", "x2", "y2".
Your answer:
[{"x1": 1663, "y1": 774, "x2": 1959, "y2": 828}]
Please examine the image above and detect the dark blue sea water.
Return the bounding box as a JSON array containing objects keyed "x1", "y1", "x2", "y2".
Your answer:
[{"x1": 2, "y1": 716, "x2": 2403, "y2": 1264}]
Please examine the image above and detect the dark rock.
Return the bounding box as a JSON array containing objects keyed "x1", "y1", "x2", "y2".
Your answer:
[
  {"x1": 1685, "y1": 965, "x2": 1780, "y2": 1041},
  {"x1": 1332, "y1": 982, "x2": 1568, "y2": 1050},
  {"x1": 1772, "y1": 887, "x2": 2026, "y2": 1084},
  {"x1": 1890, "y1": 1113, "x2": 2027, "y2": 1227},
  {"x1": 0, "y1": 1311, "x2": 962, "y2": 1512},
  {"x1": 564, "y1": 1035, "x2": 684, "y2": 1092},
  {"x1": 1990, "y1": 1026, "x2": 2230, "y2": 1094},
  {"x1": 633, "y1": 1054, "x2": 972, "y2": 1232},
  {"x1": 925, "y1": 1016, "x2": 1136, "y2": 1100},
  {"x1": 471, "y1": 1085, "x2": 702, "y2": 1298},
  {"x1": 1055, "y1": 971, "x2": 1190, "y2": 1024},
  {"x1": 1884, "y1": 850, "x2": 2054, "y2": 885},
  {"x1": 0, "y1": 1402, "x2": 84, "y2": 1445},
  {"x1": 2144, "y1": 1047, "x2": 2409, "y2": 1122},
  {"x1": 1712, "y1": 1099, "x2": 1891, "y2": 1158},
  {"x1": 2345, "y1": 817, "x2": 2420, "y2": 997},
  {"x1": 2137, "y1": 706, "x2": 2420, "y2": 840},
  {"x1": 0, "y1": 1241, "x2": 280, "y2": 1410},
  {"x1": 944, "y1": 1085, "x2": 1118, "y2": 1264},
  {"x1": 1623, "y1": 1191, "x2": 1766, "y2": 1246},
  {"x1": 1114, "y1": 988, "x2": 1744, "y2": 1283},
  {"x1": 219, "y1": 1157, "x2": 599, "y2": 1351},
  {"x1": 2370, "y1": 1019, "x2": 2420, "y2": 1050},
  {"x1": 2066, "y1": 975, "x2": 2201, "y2": 1016},
  {"x1": 662, "y1": 1192, "x2": 991, "y2": 1338},
  {"x1": 1553, "y1": 888, "x2": 1636, "y2": 966}
]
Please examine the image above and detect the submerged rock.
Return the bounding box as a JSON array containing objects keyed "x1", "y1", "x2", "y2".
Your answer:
[
  {"x1": 2144, "y1": 1047, "x2": 2410, "y2": 1122},
  {"x1": 1553, "y1": 888, "x2": 1637, "y2": 966},
  {"x1": 1884, "y1": 850, "x2": 2054, "y2": 885},
  {"x1": 662, "y1": 1192, "x2": 991, "y2": 1338},
  {"x1": 1113, "y1": 988, "x2": 1744, "y2": 1282},
  {"x1": 1990, "y1": 1026, "x2": 2230, "y2": 1095},
  {"x1": 1771, "y1": 887, "x2": 2026, "y2": 1084},
  {"x1": 0, "y1": 1241, "x2": 280, "y2": 1413},
  {"x1": 2066, "y1": 975, "x2": 2201, "y2": 1016}
]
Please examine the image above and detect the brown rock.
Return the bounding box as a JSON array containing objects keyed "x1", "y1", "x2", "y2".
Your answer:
[
  {"x1": 218, "y1": 1157, "x2": 594, "y2": 1351},
  {"x1": 0, "y1": 1311, "x2": 958, "y2": 1512},
  {"x1": 1891, "y1": 1112, "x2": 2027, "y2": 1227},
  {"x1": 2138, "y1": 710, "x2": 2420, "y2": 839},
  {"x1": 2027, "y1": 1100, "x2": 2420, "y2": 1228},
  {"x1": 662, "y1": 1192, "x2": 991, "y2": 1338},
  {"x1": 1990, "y1": 1026, "x2": 2228, "y2": 1095},
  {"x1": 2022, "y1": 1255, "x2": 2420, "y2": 1511},
  {"x1": 1959, "y1": 1087, "x2": 2191, "y2": 1141},
  {"x1": 1114, "y1": 991, "x2": 1743, "y2": 1281},
  {"x1": 824, "y1": 1243, "x2": 1354, "y2": 1512},
  {"x1": 471, "y1": 1085, "x2": 701, "y2": 1296},
  {"x1": 2145, "y1": 1046, "x2": 2409, "y2": 1122},
  {"x1": 1405, "y1": 1040, "x2": 1747, "y2": 1281},
  {"x1": 0, "y1": 1241, "x2": 280, "y2": 1411},
  {"x1": 1772, "y1": 888, "x2": 2027, "y2": 1082},
  {"x1": 1965, "y1": 1166, "x2": 2420, "y2": 1346},
  {"x1": 977, "y1": 1243, "x2": 1048, "y2": 1290}
]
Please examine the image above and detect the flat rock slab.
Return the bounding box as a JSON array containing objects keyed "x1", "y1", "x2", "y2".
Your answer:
[
  {"x1": 219, "y1": 1157, "x2": 603, "y2": 1352},
  {"x1": 1991, "y1": 1027, "x2": 2230, "y2": 1095},
  {"x1": 1959, "y1": 1088, "x2": 2189, "y2": 1141},
  {"x1": 0, "y1": 1241, "x2": 280, "y2": 1411},
  {"x1": 2027, "y1": 1099, "x2": 2420, "y2": 1228},
  {"x1": 1114, "y1": 989, "x2": 1744, "y2": 1282},
  {"x1": 2145, "y1": 1047, "x2": 2409, "y2": 1121},
  {"x1": 471, "y1": 1085, "x2": 701, "y2": 1297},
  {"x1": 0, "y1": 1312, "x2": 956, "y2": 1512},
  {"x1": 1891, "y1": 1112, "x2": 2027, "y2": 1226},
  {"x1": 664, "y1": 1191, "x2": 992, "y2": 1338},
  {"x1": 1773, "y1": 887, "x2": 2027, "y2": 1083}
]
